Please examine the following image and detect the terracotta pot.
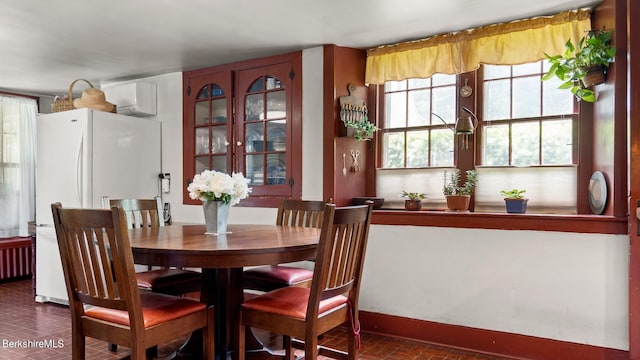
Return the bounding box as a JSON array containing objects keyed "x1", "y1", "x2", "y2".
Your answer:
[
  {"x1": 404, "y1": 199, "x2": 422, "y2": 211},
  {"x1": 446, "y1": 195, "x2": 470, "y2": 211}
]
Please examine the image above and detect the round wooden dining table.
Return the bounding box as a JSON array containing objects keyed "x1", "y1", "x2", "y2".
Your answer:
[{"x1": 128, "y1": 223, "x2": 320, "y2": 360}]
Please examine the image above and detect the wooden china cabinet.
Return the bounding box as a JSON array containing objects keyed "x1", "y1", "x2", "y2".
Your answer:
[{"x1": 183, "y1": 52, "x2": 303, "y2": 207}]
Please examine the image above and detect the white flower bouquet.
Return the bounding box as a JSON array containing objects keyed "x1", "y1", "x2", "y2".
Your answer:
[{"x1": 187, "y1": 170, "x2": 251, "y2": 206}]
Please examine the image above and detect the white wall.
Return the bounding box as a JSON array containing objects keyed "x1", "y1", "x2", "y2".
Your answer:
[
  {"x1": 362, "y1": 225, "x2": 629, "y2": 350},
  {"x1": 103, "y1": 46, "x2": 630, "y2": 351}
]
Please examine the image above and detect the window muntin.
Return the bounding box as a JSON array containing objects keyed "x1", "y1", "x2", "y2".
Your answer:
[
  {"x1": 481, "y1": 61, "x2": 576, "y2": 167},
  {"x1": 381, "y1": 74, "x2": 457, "y2": 169}
]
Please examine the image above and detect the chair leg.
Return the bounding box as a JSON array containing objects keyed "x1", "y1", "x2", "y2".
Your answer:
[
  {"x1": 347, "y1": 333, "x2": 358, "y2": 360},
  {"x1": 304, "y1": 336, "x2": 318, "y2": 360},
  {"x1": 283, "y1": 336, "x2": 294, "y2": 360},
  {"x1": 237, "y1": 322, "x2": 246, "y2": 360},
  {"x1": 131, "y1": 343, "x2": 146, "y2": 360},
  {"x1": 204, "y1": 307, "x2": 215, "y2": 360},
  {"x1": 71, "y1": 326, "x2": 85, "y2": 360}
]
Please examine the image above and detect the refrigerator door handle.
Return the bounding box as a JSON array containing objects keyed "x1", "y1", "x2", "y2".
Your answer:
[{"x1": 76, "y1": 135, "x2": 83, "y2": 205}]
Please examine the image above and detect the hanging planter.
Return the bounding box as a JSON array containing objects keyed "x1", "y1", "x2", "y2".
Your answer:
[
  {"x1": 580, "y1": 65, "x2": 606, "y2": 88},
  {"x1": 543, "y1": 28, "x2": 616, "y2": 102}
]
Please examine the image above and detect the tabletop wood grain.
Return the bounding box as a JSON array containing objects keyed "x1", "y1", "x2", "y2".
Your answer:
[{"x1": 129, "y1": 223, "x2": 320, "y2": 268}]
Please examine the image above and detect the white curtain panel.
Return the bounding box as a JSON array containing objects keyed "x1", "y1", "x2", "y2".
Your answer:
[{"x1": 0, "y1": 96, "x2": 36, "y2": 237}]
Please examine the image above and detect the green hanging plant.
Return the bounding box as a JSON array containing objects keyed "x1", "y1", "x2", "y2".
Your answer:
[{"x1": 542, "y1": 28, "x2": 616, "y2": 102}]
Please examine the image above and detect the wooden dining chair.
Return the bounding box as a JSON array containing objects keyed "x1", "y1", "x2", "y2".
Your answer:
[
  {"x1": 242, "y1": 199, "x2": 325, "y2": 292},
  {"x1": 102, "y1": 197, "x2": 203, "y2": 353},
  {"x1": 102, "y1": 196, "x2": 203, "y2": 296},
  {"x1": 51, "y1": 202, "x2": 214, "y2": 360},
  {"x1": 236, "y1": 202, "x2": 373, "y2": 360}
]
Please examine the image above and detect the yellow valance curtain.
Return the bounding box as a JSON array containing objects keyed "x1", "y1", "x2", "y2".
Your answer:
[{"x1": 365, "y1": 9, "x2": 592, "y2": 84}]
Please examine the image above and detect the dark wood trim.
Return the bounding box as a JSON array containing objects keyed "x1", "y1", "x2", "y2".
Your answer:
[
  {"x1": 322, "y1": 45, "x2": 368, "y2": 206},
  {"x1": 360, "y1": 311, "x2": 628, "y2": 360},
  {"x1": 627, "y1": 0, "x2": 640, "y2": 357},
  {"x1": 0, "y1": 91, "x2": 39, "y2": 101},
  {"x1": 371, "y1": 210, "x2": 627, "y2": 234},
  {"x1": 0, "y1": 91, "x2": 41, "y2": 113},
  {"x1": 0, "y1": 237, "x2": 32, "y2": 249}
]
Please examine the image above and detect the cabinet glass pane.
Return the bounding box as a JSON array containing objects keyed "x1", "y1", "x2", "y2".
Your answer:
[
  {"x1": 197, "y1": 85, "x2": 209, "y2": 99},
  {"x1": 246, "y1": 154, "x2": 265, "y2": 185},
  {"x1": 246, "y1": 94, "x2": 264, "y2": 121},
  {"x1": 211, "y1": 155, "x2": 227, "y2": 172},
  {"x1": 195, "y1": 101, "x2": 209, "y2": 125},
  {"x1": 195, "y1": 156, "x2": 208, "y2": 174},
  {"x1": 266, "y1": 90, "x2": 286, "y2": 119},
  {"x1": 266, "y1": 76, "x2": 282, "y2": 90},
  {"x1": 249, "y1": 78, "x2": 264, "y2": 92},
  {"x1": 266, "y1": 153, "x2": 286, "y2": 185},
  {"x1": 245, "y1": 122, "x2": 265, "y2": 152},
  {"x1": 195, "y1": 127, "x2": 209, "y2": 155},
  {"x1": 211, "y1": 126, "x2": 227, "y2": 154},
  {"x1": 211, "y1": 98, "x2": 227, "y2": 123},
  {"x1": 266, "y1": 121, "x2": 286, "y2": 151},
  {"x1": 210, "y1": 84, "x2": 224, "y2": 96}
]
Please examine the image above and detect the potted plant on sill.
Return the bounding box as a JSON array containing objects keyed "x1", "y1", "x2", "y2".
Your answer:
[
  {"x1": 443, "y1": 169, "x2": 478, "y2": 211},
  {"x1": 402, "y1": 191, "x2": 425, "y2": 211},
  {"x1": 542, "y1": 28, "x2": 616, "y2": 102},
  {"x1": 500, "y1": 188, "x2": 528, "y2": 214}
]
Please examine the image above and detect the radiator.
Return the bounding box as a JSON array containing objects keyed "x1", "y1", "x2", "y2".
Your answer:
[{"x1": 0, "y1": 237, "x2": 33, "y2": 281}]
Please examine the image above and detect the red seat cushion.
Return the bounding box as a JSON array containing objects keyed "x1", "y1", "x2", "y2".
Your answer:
[
  {"x1": 85, "y1": 292, "x2": 206, "y2": 328},
  {"x1": 241, "y1": 286, "x2": 347, "y2": 319},
  {"x1": 243, "y1": 265, "x2": 313, "y2": 286},
  {"x1": 135, "y1": 269, "x2": 201, "y2": 290}
]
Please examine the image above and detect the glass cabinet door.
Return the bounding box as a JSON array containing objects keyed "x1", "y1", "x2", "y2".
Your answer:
[
  {"x1": 184, "y1": 71, "x2": 233, "y2": 203},
  {"x1": 183, "y1": 52, "x2": 302, "y2": 206},
  {"x1": 194, "y1": 83, "x2": 230, "y2": 174},
  {"x1": 237, "y1": 65, "x2": 292, "y2": 197}
]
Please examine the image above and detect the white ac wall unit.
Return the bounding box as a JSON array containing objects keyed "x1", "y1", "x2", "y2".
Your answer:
[{"x1": 103, "y1": 82, "x2": 157, "y2": 117}]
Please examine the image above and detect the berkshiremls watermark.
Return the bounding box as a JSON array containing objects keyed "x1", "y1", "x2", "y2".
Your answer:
[{"x1": 2, "y1": 338, "x2": 64, "y2": 349}]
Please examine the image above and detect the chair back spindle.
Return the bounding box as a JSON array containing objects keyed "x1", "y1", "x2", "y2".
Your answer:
[{"x1": 277, "y1": 199, "x2": 325, "y2": 228}]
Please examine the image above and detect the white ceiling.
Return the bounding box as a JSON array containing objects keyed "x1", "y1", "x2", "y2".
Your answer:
[{"x1": 1, "y1": 0, "x2": 600, "y2": 96}]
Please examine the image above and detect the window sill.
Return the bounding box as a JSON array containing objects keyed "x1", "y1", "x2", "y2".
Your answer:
[{"x1": 371, "y1": 209, "x2": 628, "y2": 234}]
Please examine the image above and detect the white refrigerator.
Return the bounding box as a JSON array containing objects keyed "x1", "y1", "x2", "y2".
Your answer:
[{"x1": 35, "y1": 108, "x2": 161, "y2": 305}]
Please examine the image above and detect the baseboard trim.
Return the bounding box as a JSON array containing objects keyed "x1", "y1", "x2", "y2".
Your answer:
[{"x1": 359, "y1": 311, "x2": 628, "y2": 360}]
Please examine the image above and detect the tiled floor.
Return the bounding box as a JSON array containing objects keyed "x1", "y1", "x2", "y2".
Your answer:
[{"x1": 0, "y1": 279, "x2": 512, "y2": 359}]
